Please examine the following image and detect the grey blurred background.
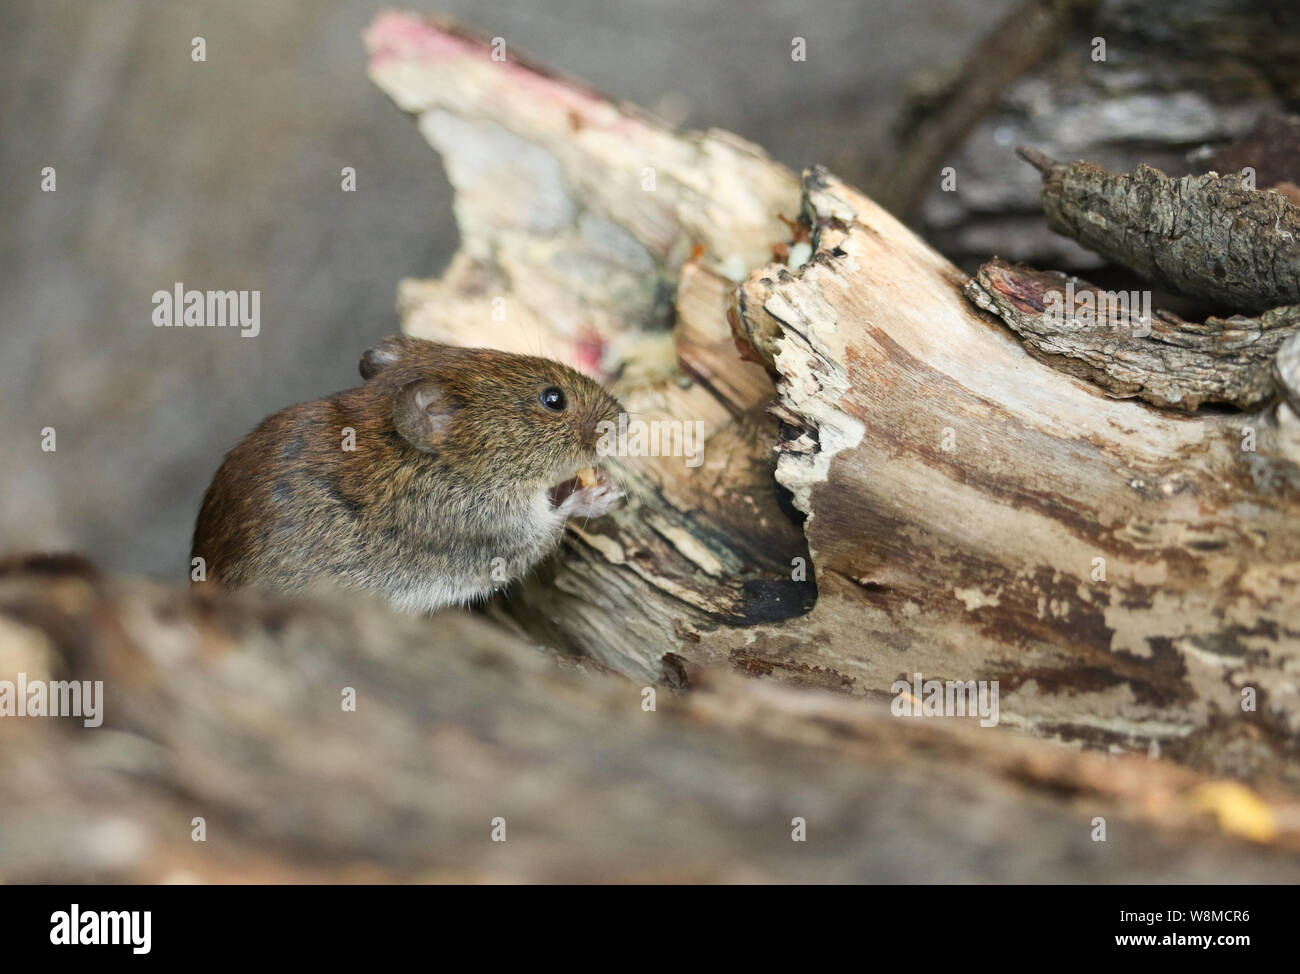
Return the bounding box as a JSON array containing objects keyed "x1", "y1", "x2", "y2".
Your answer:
[{"x1": 1, "y1": 0, "x2": 1009, "y2": 577}]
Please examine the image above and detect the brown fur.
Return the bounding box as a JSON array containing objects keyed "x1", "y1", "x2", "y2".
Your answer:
[{"x1": 191, "y1": 337, "x2": 623, "y2": 612}]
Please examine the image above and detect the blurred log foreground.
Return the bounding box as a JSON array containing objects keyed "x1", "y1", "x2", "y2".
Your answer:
[{"x1": 3, "y1": 10, "x2": 1300, "y2": 883}]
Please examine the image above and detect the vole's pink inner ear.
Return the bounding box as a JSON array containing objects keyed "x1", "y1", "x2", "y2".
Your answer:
[
  {"x1": 393, "y1": 380, "x2": 457, "y2": 453},
  {"x1": 360, "y1": 336, "x2": 412, "y2": 380}
]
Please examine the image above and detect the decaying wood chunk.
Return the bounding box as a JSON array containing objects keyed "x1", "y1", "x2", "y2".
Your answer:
[
  {"x1": 966, "y1": 257, "x2": 1300, "y2": 410},
  {"x1": 365, "y1": 12, "x2": 1300, "y2": 786},
  {"x1": 1018, "y1": 146, "x2": 1300, "y2": 312},
  {"x1": 730, "y1": 167, "x2": 1300, "y2": 783}
]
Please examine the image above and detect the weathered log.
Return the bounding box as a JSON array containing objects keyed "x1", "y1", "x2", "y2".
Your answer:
[
  {"x1": 966, "y1": 257, "x2": 1300, "y2": 409},
  {"x1": 366, "y1": 12, "x2": 1300, "y2": 788},
  {"x1": 1017, "y1": 147, "x2": 1300, "y2": 313},
  {"x1": 732, "y1": 167, "x2": 1300, "y2": 784},
  {"x1": 2, "y1": 556, "x2": 1300, "y2": 883}
]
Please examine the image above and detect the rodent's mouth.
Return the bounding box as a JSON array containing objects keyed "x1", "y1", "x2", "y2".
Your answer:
[{"x1": 547, "y1": 464, "x2": 602, "y2": 508}]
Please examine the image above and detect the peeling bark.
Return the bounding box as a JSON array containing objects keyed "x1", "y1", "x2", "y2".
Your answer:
[
  {"x1": 1018, "y1": 147, "x2": 1300, "y2": 313},
  {"x1": 966, "y1": 257, "x2": 1300, "y2": 409}
]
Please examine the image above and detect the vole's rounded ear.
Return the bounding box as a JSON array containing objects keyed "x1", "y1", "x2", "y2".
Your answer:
[
  {"x1": 360, "y1": 336, "x2": 413, "y2": 380},
  {"x1": 393, "y1": 379, "x2": 458, "y2": 453}
]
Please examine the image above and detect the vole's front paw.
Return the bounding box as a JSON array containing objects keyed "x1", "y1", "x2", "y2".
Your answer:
[
  {"x1": 558, "y1": 481, "x2": 622, "y2": 519},
  {"x1": 550, "y1": 466, "x2": 623, "y2": 519}
]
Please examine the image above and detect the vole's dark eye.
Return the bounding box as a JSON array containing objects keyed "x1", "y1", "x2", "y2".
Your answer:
[{"x1": 539, "y1": 386, "x2": 567, "y2": 412}]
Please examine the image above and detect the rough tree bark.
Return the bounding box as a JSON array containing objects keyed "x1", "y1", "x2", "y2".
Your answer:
[
  {"x1": 966, "y1": 258, "x2": 1300, "y2": 410},
  {"x1": 1015, "y1": 146, "x2": 1300, "y2": 313}
]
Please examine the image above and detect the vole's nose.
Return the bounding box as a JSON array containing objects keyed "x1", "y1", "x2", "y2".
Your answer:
[{"x1": 588, "y1": 403, "x2": 620, "y2": 453}]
